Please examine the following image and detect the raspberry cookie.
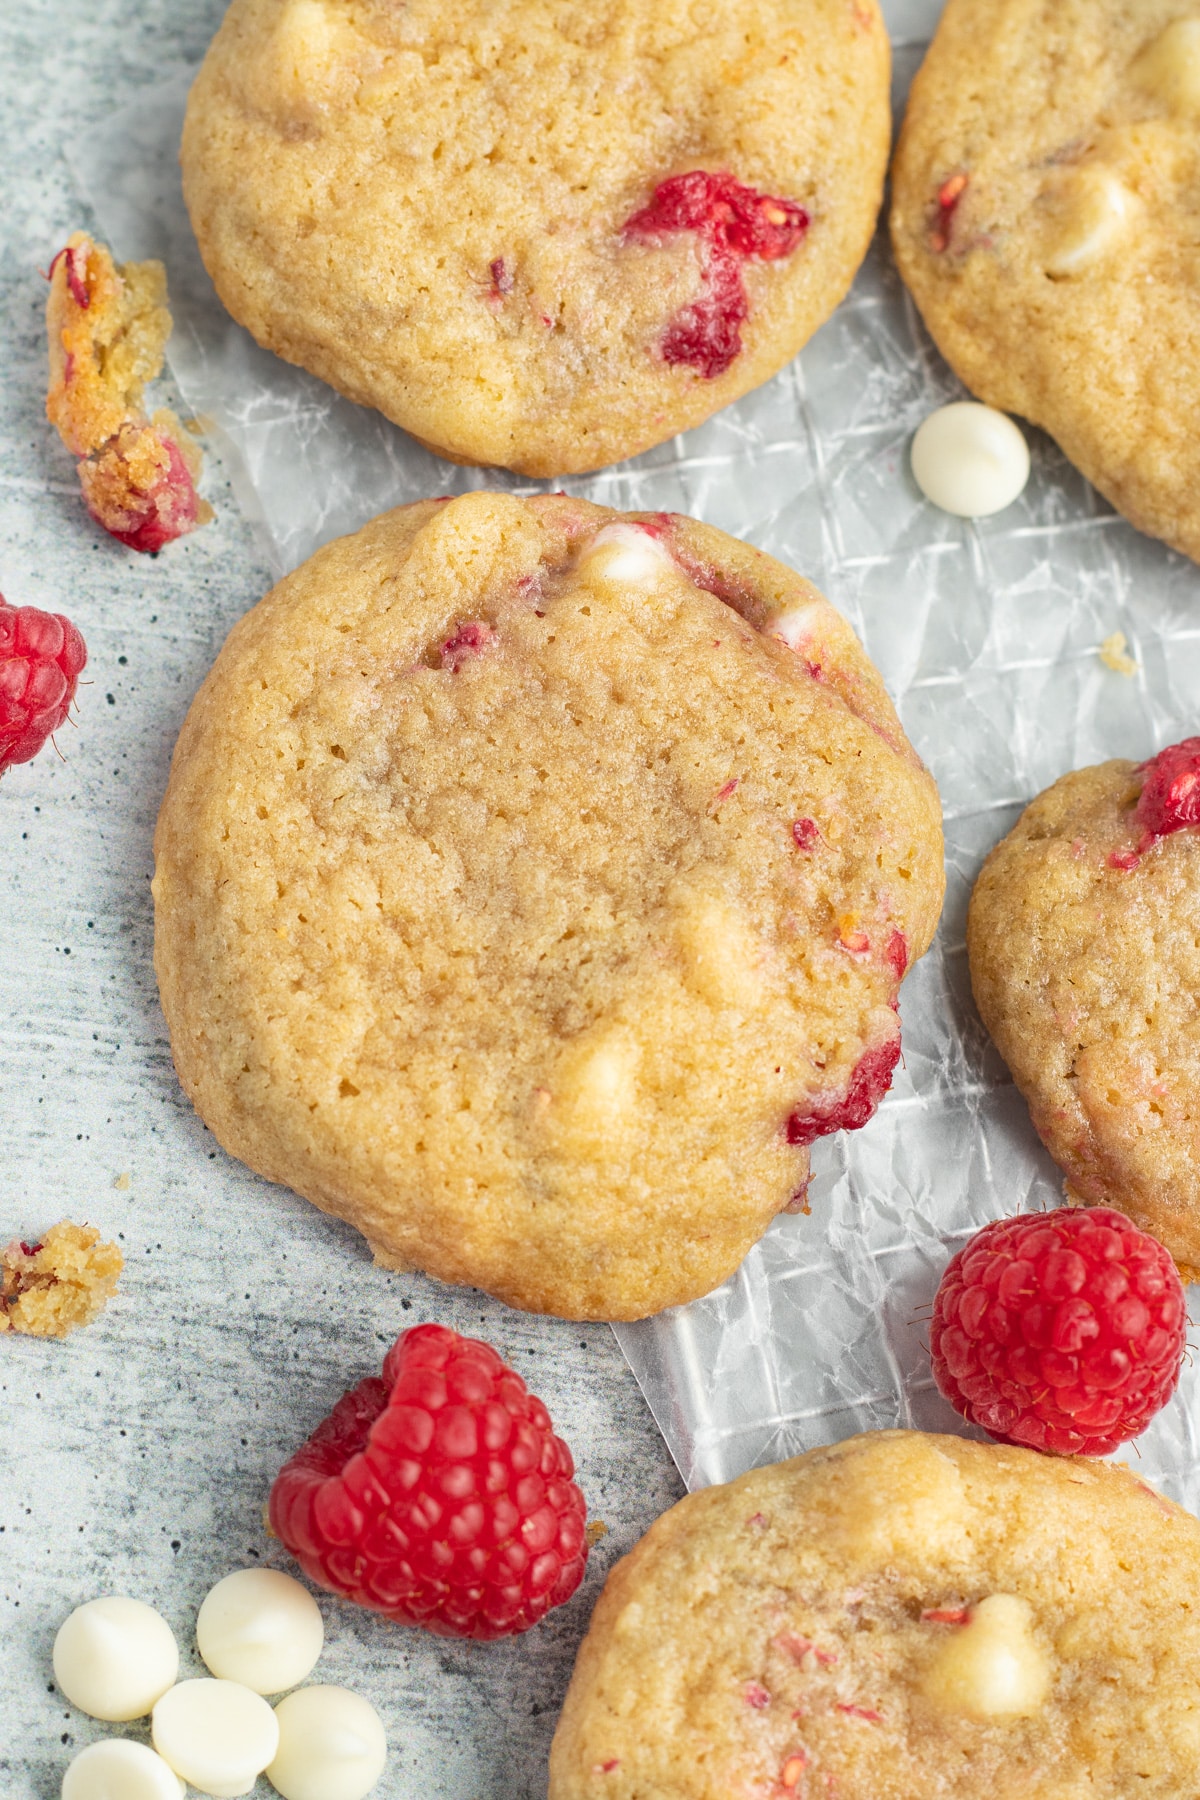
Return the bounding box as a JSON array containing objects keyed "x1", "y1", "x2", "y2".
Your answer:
[
  {"x1": 550, "y1": 1430, "x2": 1200, "y2": 1799},
  {"x1": 891, "y1": 3, "x2": 1200, "y2": 563},
  {"x1": 968, "y1": 740, "x2": 1200, "y2": 1278},
  {"x1": 181, "y1": 0, "x2": 890, "y2": 476},
  {"x1": 152, "y1": 494, "x2": 943, "y2": 1321}
]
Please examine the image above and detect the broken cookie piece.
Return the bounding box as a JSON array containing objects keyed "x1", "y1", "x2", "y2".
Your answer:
[
  {"x1": 1, "y1": 1221, "x2": 123, "y2": 1337},
  {"x1": 45, "y1": 232, "x2": 212, "y2": 553}
]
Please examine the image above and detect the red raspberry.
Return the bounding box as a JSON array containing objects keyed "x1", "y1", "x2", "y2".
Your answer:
[
  {"x1": 0, "y1": 595, "x2": 87, "y2": 774},
  {"x1": 930, "y1": 1208, "x2": 1187, "y2": 1456},
  {"x1": 268, "y1": 1323, "x2": 589, "y2": 1640},
  {"x1": 623, "y1": 171, "x2": 809, "y2": 378},
  {"x1": 1134, "y1": 736, "x2": 1200, "y2": 844},
  {"x1": 785, "y1": 1034, "x2": 901, "y2": 1148}
]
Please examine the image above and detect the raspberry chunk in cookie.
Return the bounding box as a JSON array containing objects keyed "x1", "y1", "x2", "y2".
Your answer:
[
  {"x1": 1133, "y1": 736, "x2": 1200, "y2": 845},
  {"x1": 623, "y1": 172, "x2": 809, "y2": 378}
]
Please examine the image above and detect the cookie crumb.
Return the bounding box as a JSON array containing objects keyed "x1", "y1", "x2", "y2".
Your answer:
[
  {"x1": 45, "y1": 232, "x2": 213, "y2": 552},
  {"x1": 1099, "y1": 631, "x2": 1137, "y2": 676},
  {"x1": 0, "y1": 1222, "x2": 123, "y2": 1338},
  {"x1": 113, "y1": 1171, "x2": 132, "y2": 1191},
  {"x1": 585, "y1": 1519, "x2": 609, "y2": 1547}
]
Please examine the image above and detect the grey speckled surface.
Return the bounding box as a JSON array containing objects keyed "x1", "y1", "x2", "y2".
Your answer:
[{"x1": 0, "y1": 5, "x2": 685, "y2": 1796}]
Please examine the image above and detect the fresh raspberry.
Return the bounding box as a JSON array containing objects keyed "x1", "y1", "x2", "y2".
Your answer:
[
  {"x1": 0, "y1": 595, "x2": 87, "y2": 774},
  {"x1": 930, "y1": 1208, "x2": 1187, "y2": 1456},
  {"x1": 623, "y1": 171, "x2": 809, "y2": 378},
  {"x1": 785, "y1": 1034, "x2": 901, "y2": 1148},
  {"x1": 268, "y1": 1323, "x2": 588, "y2": 1640}
]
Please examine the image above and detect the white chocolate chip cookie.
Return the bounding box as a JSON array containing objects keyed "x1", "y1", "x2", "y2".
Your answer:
[
  {"x1": 891, "y1": 1, "x2": 1200, "y2": 564},
  {"x1": 550, "y1": 1430, "x2": 1200, "y2": 1798},
  {"x1": 152, "y1": 494, "x2": 943, "y2": 1321},
  {"x1": 181, "y1": 0, "x2": 890, "y2": 476}
]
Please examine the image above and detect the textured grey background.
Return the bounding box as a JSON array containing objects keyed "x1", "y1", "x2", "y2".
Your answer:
[{"x1": 0, "y1": 5, "x2": 684, "y2": 1796}]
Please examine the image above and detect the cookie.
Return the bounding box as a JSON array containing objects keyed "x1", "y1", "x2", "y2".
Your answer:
[
  {"x1": 549, "y1": 1429, "x2": 1200, "y2": 1798},
  {"x1": 152, "y1": 493, "x2": 943, "y2": 1321},
  {"x1": 180, "y1": 0, "x2": 890, "y2": 477},
  {"x1": 968, "y1": 738, "x2": 1200, "y2": 1278},
  {"x1": 891, "y1": 1, "x2": 1200, "y2": 564},
  {"x1": 45, "y1": 233, "x2": 210, "y2": 552},
  {"x1": 1, "y1": 1224, "x2": 123, "y2": 1339}
]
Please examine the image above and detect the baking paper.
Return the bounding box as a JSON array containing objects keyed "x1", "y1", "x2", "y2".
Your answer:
[{"x1": 75, "y1": 2, "x2": 1200, "y2": 1508}]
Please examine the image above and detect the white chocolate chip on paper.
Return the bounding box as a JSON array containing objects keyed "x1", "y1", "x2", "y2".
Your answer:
[{"x1": 911, "y1": 403, "x2": 1030, "y2": 518}]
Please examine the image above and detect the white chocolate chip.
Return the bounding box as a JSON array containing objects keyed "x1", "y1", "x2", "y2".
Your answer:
[
  {"x1": 196, "y1": 1568, "x2": 324, "y2": 1696},
  {"x1": 675, "y1": 895, "x2": 763, "y2": 1009},
  {"x1": 267, "y1": 1686, "x2": 388, "y2": 1800},
  {"x1": 768, "y1": 601, "x2": 824, "y2": 653},
  {"x1": 578, "y1": 523, "x2": 674, "y2": 587},
  {"x1": 53, "y1": 1598, "x2": 179, "y2": 1723},
  {"x1": 911, "y1": 403, "x2": 1030, "y2": 518},
  {"x1": 922, "y1": 1594, "x2": 1052, "y2": 1718},
  {"x1": 275, "y1": 0, "x2": 335, "y2": 67},
  {"x1": 1131, "y1": 18, "x2": 1200, "y2": 115},
  {"x1": 62, "y1": 1740, "x2": 185, "y2": 1800},
  {"x1": 1042, "y1": 167, "x2": 1137, "y2": 277},
  {"x1": 152, "y1": 1678, "x2": 280, "y2": 1799},
  {"x1": 551, "y1": 1027, "x2": 641, "y2": 1143}
]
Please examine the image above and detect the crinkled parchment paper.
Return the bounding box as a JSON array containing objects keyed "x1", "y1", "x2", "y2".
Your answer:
[{"x1": 76, "y1": 0, "x2": 1200, "y2": 1506}]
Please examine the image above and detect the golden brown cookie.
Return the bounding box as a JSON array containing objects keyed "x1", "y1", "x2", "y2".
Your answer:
[
  {"x1": 891, "y1": 1, "x2": 1200, "y2": 563},
  {"x1": 152, "y1": 493, "x2": 943, "y2": 1321},
  {"x1": 968, "y1": 737, "x2": 1200, "y2": 1277},
  {"x1": 550, "y1": 1430, "x2": 1200, "y2": 1799},
  {"x1": 181, "y1": 0, "x2": 890, "y2": 476}
]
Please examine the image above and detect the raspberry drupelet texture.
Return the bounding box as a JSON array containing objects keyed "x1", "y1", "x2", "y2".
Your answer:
[
  {"x1": 45, "y1": 231, "x2": 212, "y2": 553},
  {"x1": 623, "y1": 172, "x2": 809, "y2": 378},
  {"x1": 930, "y1": 1208, "x2": 1187, "y2": 1457},
  {"x1": 269, "y1": 1323, "x2": 588, "y2": 1640},
  {"x1": 0, "y1": 595, "x2": 87, "y2": 774}
]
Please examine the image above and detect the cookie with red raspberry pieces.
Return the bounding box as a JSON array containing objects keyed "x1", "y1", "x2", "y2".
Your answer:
[
  {"x1": 181, "y1": 0, "x2": 890, "y2": 475},
  {"x1": 891, "y1": 1, "x2": 1200, "y2": 563},
  {"x1": 152, "y1": 493, "x2": 943, "y2": 1320},
  {"x1": 550, "y1": 1430, "x2": 1200, "y2": 1800},
  {"x1": 45, "y1": 232, "x2": 212, "y2": 552},
  {"x1": 0, "y1": 594, "x2": 87, "y2": 774},
  {"x1": 930, "y1": 1208, "x2": 1187, "y2": 1457},
  {"x1": 269, "y1": 1323, "x2": 587, "y2": 1639},
  {"x1": 968, "y1": 740, "x2": 1200, "y2": 1277}
]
